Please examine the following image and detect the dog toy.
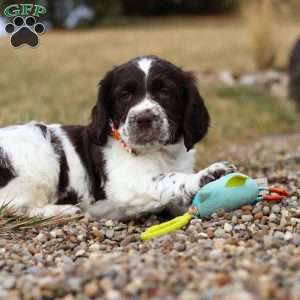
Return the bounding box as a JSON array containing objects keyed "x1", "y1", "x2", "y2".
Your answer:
[{"x1": 141, "y1": 173, "x2": 289, "y2": 240}]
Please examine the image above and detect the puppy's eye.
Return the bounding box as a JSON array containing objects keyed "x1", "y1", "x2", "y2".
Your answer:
[
  {"x1": 120, "y1": 91, "x2": 131, "y2": 102},
  {"x1": 159, "y1": 87, "x2": 169, "y2": 96}
]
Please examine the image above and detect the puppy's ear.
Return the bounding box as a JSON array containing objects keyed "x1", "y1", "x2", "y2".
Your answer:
[
  {"x1": 183, "y1": 72, "x2": 210, "y2": 151},
  {"x1": 88, "y1": 70, "x2": 113, "y2": 145}
]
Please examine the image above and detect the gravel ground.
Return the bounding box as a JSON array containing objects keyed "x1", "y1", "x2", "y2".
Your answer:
[{"x1": 0, "y1": 134, "x2": 300, "y2": 300}]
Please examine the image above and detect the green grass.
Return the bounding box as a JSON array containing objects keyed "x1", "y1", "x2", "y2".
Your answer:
[{"x1": 196, "y1": 85, "x2": 299, "y2": 167}]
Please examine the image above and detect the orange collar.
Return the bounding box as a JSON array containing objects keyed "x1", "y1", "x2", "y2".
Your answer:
[{"x1": 109, "y1": 122, "x2": 136, "y2": 155}]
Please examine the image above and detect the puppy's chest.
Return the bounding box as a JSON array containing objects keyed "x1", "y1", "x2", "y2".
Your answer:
[{"x1": 102, "y1": 139, "x2": 194, "y2": 200}]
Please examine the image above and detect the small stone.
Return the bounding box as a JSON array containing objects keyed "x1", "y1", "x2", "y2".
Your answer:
[
  {"x1": 254, "y1": 212, "x2": 263, "y2": 220},
  {"x1": 284, "y1": 231, "x2": 293, "y2": 241},
  {"x1": 105, "y1": 229, "x2": 115, "y2": 239},
  {"x1": 274, "y1": 231, "x2": 285, "y2": 240},
  {"x1": 84, "y1": 281, "x2": 99, "y2": 298},
  {"x1": 91, "y1": 227, "x2": 104, "y2": 239},
  {"x1": 271, "y1": 205, "x2": 281, "y2": 214},
  {"x1": 1, "y1": 276, "x2": 16, "y2": 289},
  {"x1": 232, "y1": 215, "x2": 238, "y2": 224},
  {"x1": 209, "y1": 249, "x2": 222, "y2": 259},
  {"x1": 106, "y1": 290, "x2": 122, "y2": 300},
  {"x1": 34, "y1": 232, "x2": 47, "y2": 242},
  {"x1": 214, "y1": 228, "x2": 225, "y2": 238},
  {"x1": 206, "y1": 228, "x2": 214, "y2": 238},
  {"x1": 263, "y1": 206, "x2": 270, "y2": 216},
  {"x1": 263, "y1": 236, "x2": 273, "y2": 249},
  {"x1": 269, "y1": 213, "x2": 277, "y2": 222},
  {"x1": 291, "y1": 218, "x2": 300, "y2": 225},
  {"x1": 105, "y1": 220, "x2": 114, "y2": 227},
  {"x1": 50, "y1": 228, "x2": 64, "y2": 238},
  {"x1": 89, "y1": 243, "x2": 100, "y2": 251},
  {"x1": 75, "y1": 249, "x2": 85, "y2": 257},
  {"x1": 224, "y1": 223, "x2": 233, "y2": 233},
  {"x1": 241, "y1": 215, "x2": 253, "y2": 222},
  {"x1": 174, "y1": 243, "x2": 186, "y2": 252},
  {"x1": 253, "y1": 205, "x2": 262, "y2": 214},
  {"x1": 197, "y1": 232, "x2": 208, "y2": 239},
  {"x1": 214, "y1": 273, "x2": 231, "y2": 286},
  {"x1": 241, "y1": 205, "x2": 253, "y2": 212},
  {"x1": 293, "y1": 234, "x2": 300, "y2": 246}
]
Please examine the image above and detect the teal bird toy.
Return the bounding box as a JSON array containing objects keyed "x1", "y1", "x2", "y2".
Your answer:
[{"x1": 141, "y1": 173, "x2": 289, "y2": 240}]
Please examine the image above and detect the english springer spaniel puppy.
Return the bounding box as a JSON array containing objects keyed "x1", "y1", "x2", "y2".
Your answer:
[{"x1": 0, "y1": 56, "x2": 235, "y2": 219}]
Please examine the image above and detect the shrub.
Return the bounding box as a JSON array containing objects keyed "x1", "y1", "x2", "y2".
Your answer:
[{"x1": 241, "y1": 0, "x2": 278, "y2": 70}]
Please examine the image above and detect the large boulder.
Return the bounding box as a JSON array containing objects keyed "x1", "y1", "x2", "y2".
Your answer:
[{"x1": 289, "y1": 37, "x2": 300, "y2": 110}]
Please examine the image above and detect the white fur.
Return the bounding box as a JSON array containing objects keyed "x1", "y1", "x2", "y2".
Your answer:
[
  {"x1": 0, "y1": 122, "x2": 92, "y2": 216},
  {"x1": 137, "y1": 58, "x2": 152, "y2": 78},
  {"x1": 89, "y1": 138, "x2": 236, "y2": 219},
  {"x1": 0, "y1": 123, "x2": 59, "y2": 210},
  {"x1": 88, "y1": 136, "x2": 195, "y2": 219},
  {"x1": 120, "y1": 98, "x2": 169, "y2": 150}
]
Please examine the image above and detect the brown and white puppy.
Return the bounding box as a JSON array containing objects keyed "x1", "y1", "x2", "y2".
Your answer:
[{"x1": 0, "y1": 56, "x2": 235, "y2": 219}]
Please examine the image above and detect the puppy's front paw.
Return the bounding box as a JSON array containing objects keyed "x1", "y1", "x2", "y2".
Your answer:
[
  {"x1": 207, "y1": 161, "x2": 237, "y2": 177},
  {"x1": 200, "y1": 161, "x2": 237, "y2": 186}
]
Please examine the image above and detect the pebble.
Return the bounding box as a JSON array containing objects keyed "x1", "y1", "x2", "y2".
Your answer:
[
  {"x1": 0, "y1": 132, "x2": 299, "y2": 300},
  {"x1": 84, "y1": 281, "x2": 99, "y2": 297},
  {"x1": 105, "y1": 220, "x2": 114, "y2": 227},
  {"x1": 284, "y1": 231, "x2": 293, "y2": 241},
  {"x1": 224, "y1": 223, "x2": 233, "y2": 232},
  {"x1": 209, "y1": 249, "x2": 222, "y2": 259},
  {"x1": 263, "y1": 206, "x2": 270, "y2": 215},
  {"x1": 273, "y1": 231, "x2": 285, "y2": 240},
  {"x1": 293, "y1": 234, "x2": 300, "y2": 246},
  {"x1": 105, "y1": 229, "x2": 115, "y2": 239},
  {"x1": 34, "y1": 233, "x2": 47, "y2": 242},
  {"x1": 214, "y1": 228, "x2": 225, "y2": 238},
  {"x1": 269, "y1": 213, "x2": 277, "y2": 222},
  {"x1": 75, "y1": 249, "x2": 85, "y2": 257},
  {"x1": 241, "y1": 215, "x2": 253, "y2": 222},
  {"x1": 89, "y1": 243, "x2": 100, "y2": 251},
  {"x1": 271, "y1": 205, "x2": 281, "y2": 214},
  {"x1": 174, "y1": 243, "x2": 186, "y2": 252}
]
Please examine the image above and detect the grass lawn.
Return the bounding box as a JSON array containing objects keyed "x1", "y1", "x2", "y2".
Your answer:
[{"x1": 0, "y1": 17, "x2": 299, "y2": 168}]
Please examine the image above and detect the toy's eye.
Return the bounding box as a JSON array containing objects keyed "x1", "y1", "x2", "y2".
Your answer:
[{"x1": 225, "y1": 175, "x2": 248, "y2": 187}]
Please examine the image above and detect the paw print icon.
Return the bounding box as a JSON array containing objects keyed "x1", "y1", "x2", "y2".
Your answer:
[{"x1": 5, "y1": 16, "x2": 45, "y2": 48}]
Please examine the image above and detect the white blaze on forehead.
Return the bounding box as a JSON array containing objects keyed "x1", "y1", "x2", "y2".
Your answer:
[{"x1": 137, "y1": 58, "x2": 153, "y2": 77}]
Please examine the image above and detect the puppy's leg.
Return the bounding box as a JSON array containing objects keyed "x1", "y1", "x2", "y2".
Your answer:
[
  {"x1": 152, "y1": 161, "x2": 236, "y2": 207},
  {"x1": 25, "y1": 205, "x2": 81, "y2": 217},
  {"x1": 89, "y1": 162, "x2": 236, "y2": 220},
  {"x1": 162, "y1": 161, "x2": 236, "y2": 216}
]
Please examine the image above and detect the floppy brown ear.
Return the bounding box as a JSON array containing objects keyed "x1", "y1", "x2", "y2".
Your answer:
[
  {"x1": 87, "y1": 71, "x2": 113, "y2": 145},
  {"x1": 183, "y1": 72, "x2": 210, "y2": 151}
]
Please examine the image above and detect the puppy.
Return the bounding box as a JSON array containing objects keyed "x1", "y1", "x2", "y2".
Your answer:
[{"x1": 0, "y1": 56, "x2": 235, "y2": 219}]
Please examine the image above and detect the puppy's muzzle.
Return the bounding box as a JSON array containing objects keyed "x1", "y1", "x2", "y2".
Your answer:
[{"x1": 135, "y1": 109, "x2": 159, "y2": 130}]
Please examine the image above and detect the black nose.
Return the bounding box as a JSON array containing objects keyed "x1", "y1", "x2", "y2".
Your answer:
[{"x1": 136, "y1": 111, "x2": 155, "y2": 129}]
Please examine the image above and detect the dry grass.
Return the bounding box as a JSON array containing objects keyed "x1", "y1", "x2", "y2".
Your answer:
[
  {"x1": 0, "y1": 17, "x2": 299, "y2": 157},
  {"x1": 0, "y1": 202, "x2": 83, "y2": 234},
  {"x1": 241, "y1": 0, "x2": 278, "y2": 70}
]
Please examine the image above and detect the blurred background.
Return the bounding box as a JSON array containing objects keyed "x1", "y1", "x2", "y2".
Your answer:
[{"x1": 0, "y1": 0, "x2": 299, "y2": 166}]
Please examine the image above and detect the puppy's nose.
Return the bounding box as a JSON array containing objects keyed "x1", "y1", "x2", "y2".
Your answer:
[{"x1": 136, "y1": 111, "x2": 156, "y2": 129}]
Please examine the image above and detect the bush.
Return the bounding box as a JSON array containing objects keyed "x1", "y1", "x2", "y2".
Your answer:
[{"x1": 241, "y1": 0, "x2": 278, "y2": 70}]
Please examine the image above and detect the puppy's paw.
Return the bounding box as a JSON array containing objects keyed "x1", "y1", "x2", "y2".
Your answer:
[{"x1": 200, "y1": 161, "x2": 237, "y2": 186}]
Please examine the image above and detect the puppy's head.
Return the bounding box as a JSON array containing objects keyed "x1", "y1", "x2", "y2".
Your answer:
[{"x1": 88, "y1": 56, "x2": 210, "y2": 151}]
